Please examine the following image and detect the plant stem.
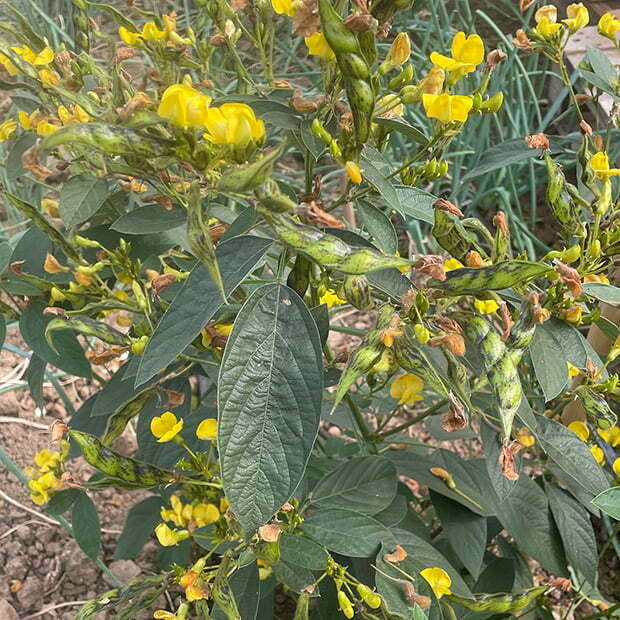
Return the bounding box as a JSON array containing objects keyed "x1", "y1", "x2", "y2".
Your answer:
[
  {"x1": 376, "y1": 398, "x2": 448, "y2": 439},
  {"x1": 345, "y1": 394, "x2": 376, "y2": 452}
]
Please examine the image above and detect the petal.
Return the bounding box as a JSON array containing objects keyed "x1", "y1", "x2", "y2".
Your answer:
[
  {"x1": 460, "y1": 34, "x2": 484, "y2": 65},
  {"x1": 429, "y1": 52, "x2": 460, "y2": 71},
  {"x1": 450, "y1": 32, "x2": 466, "y2": 59},
  {"x1": 450, "y1": 95, "x2": 473, "y2": 122}
]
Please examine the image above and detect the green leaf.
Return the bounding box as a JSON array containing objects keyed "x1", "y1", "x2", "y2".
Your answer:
[
  {"x1": 594, "y1": 316, "x2": 619, "y2": 342},
  {"x1": 72, "y1": 492, "x2": 101, "y2": 560},
  {"x1": 46, "y1": 488, "x2": 81, "y2": 516},
  {"x1": 310, "y1": 304, "x2": 329, "y2": 347},
  {"x1": 494, "y1": 475, "x2": 567, "y2": 576},
  {"x1": 393, "y1": 185, "x2": 436, "y2": 224},
  {"x1": 6, "y1": 132, "x2": 36, "y2": 181},
  {"x1": 308, "y1": 455, "x2": 397, "y2": 515},
  {"x1": 430, "y1": 491, "x2": 486, "y2": 579},
  {"x1": 586, "y1": 45, "x2": 615, "y2": 85},
  {"x1": 525, "y1": 414, "x2": 608, "y2": 497},
  {"x1": 212, "y1": 564, "x2": 260, "y2": 620},
  {"x1": 480, "y1": 423, "x2": 520, "y2": 501},
  {"x1": 26, "y1": 354, "x2": 46, "y2": 409},
  {"x1": 462, "y1": 139, "x2": 543, "y2": 182},
  {"x1": 114, "y1": 496, "x2": 162, "y2": 560},
  {"x1": 546, "y1": 482, "x2": 598, "y2": 587},
  {"x1": 531, "y1": 318, "x2": 606, "y2": 401},
  {"x1": 591, "y1": 487, "x2": 620, "y2": 519},
  {"x1": 583, "y1": 282, "x2": 620, "y2": 305},
  {"x1": 111, "y1": 205, "x2": 186, "y2": 235},
  {"x1": 300, "y1": 508, "x2": 390, "y2": 557},
  {"x1": 60, "y1": 174, "x2": 109, "y2": 228},
  {"x1": 361, "y1": 146, "x2": 400, "y2": 209},
  {"x1": 373, "y1": 116, "x2": 428, "y2": 144},
  {"x1": 279, "y1": 533, "x2": 328, "y2": 571},
  {"x1": 358, "y1": 201, "x2": 398, "y2": 254},
  {"x1": 0, "y1": 242, "x2": 11, "y2": 274},
  {"x1": 219, "y1": 284, "x2": 323, "y2": 533},
  {"x1": 272, "y1": 561, "x2": 316, "y2": 594},
  {"x1": 374, "y1": 494, "x2": 408, "y2": 528},
  {"x1": 20, "y1": 301, "x2": 91, "y2": 378},
  {"x1": 136, "y1": 235, "x2": 271, "y2": 387}
]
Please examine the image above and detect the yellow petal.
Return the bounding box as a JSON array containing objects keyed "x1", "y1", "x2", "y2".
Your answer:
[
  {"x1": 420, "y1": 567, "x2": 452, "y2": 599},
  {"x1": 196, "y1": 418, "x2": 218, "y2": 440},
  {"x1": 567, "y1": 420, "x2": 589, "y2": 442}
]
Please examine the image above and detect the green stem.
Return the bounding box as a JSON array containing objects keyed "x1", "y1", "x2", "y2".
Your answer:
[
  {"x1": 345, "y1": 394, "x2": 376, "y2": 451},
  {"x1": 376, "y1": 398, "x2": 448, "y2": 439}
]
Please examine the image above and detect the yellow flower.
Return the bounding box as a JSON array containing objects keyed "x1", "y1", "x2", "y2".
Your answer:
[
  {"x1": 161, "y1": 495, "x2": 193, "y2": 527},
  {"x1": 0, "y1": 52, "x2": 18, "y2": 75},
  {"x1": 420, "y1": 567, "x2": 452, "y2": 599},
  {"x1": 390, "y1": 374, "x2": 424, "y2": 406},
  {"x1": 36, "y1": 120, "x2": 61, "y2": 136},
  {"x1": 613, "y1": 457, "x2": 620, "y2": 476},
  {"x1": 39, "y1": 69, "x2": 60, "y2": 88},
  {"x1": 119, "y1": 22, "x2": 167, "y2": 47},
  {"x1": 345, "y1": 161, "x2": 363, "y2": 184},
  {"x1": 584, "y1": 273, "x2": 610, "y2": 284},
  {"x1": 474, "y1": 299, "x2": 499, "y2": 314},
  {"x1": 119, "y1": 27, "x2": 143, "y2": 46},
  {"x1": 12, "y1": 45, "x2": 54, "y2": 66},
  {"x1": 157, "y1": 84, "x2": 211, "y2": 128},
  {"x1": 150, "y1": 411, "x2": 184, "y2": 442},
  {"x1": 319, "y1": 289, "x2": 346, "y2": 308},
  {"x1": 305, "y1": 32, "x2": 336, "y2": 61},
  {"x1": 430, "y1": 32, "x2": 484, "y2": 82},
  {"x1": 599, "y1": 13, "x2": 620, "y2": 40},
  {"x1": 142, "y1": 22, "x2": 167, "y2": 41},
  {"x1": 590, "y1": 445, "x2": 605, "y2": 465},
  {"x1": 598, "y1": 426, "x2": 620, "y2": 447},
  {"x1": 563, "y1": 3, "x2": 589, "y2": 34},
  {"x1": 28, "y1": 472, "x2": 60, "y2": 505},
  {"x1": 18, "y1": 110, "x2": 40, "y2": 130},
  {"x1": 153, "y1": 611, "x2": 182, "y2": 620},
  {"x1": 58, "y1": 104, "x2": 91, "y2": 125},
  {"x1": 155, "y1": 523, "x2": 189, "y2": 547},
  {"x1": 515, "y1": 427, "x2": 535, "y2": 447},
  {"x1": 196, "y1": 418, "x2": 218, "y2": 441},
  {"x1": 34, "y1": 449, "x2": 60, "y2": 472},
  {"x1": 568, "y1": 420, "x2": 589, "y2": 442},
  {"x1": 192, "y1": 503, "x2": 220, "y2": 527},
  {"x1": 420, "y1": 66, "x2": 446, "y2": 95},
  {"x1": 534, "y1": 7, "x2": 561, "y2": 38},
  {"x1": 444, "y1": 258, "x2": 464, "y2": 271},
  {"x1": 387, "y1": 32, "x2": 411, "y2": 67},
  {"x1": 203, "y1": 103, "x2": 265, "y2": 147},
  {"x1": 590, "y1": 151, "x2": 620, "y2": 179},
  {"x1": 220, "y1": 497, "x2": 229, "y2": 513},
  {"x1": 337, "y1": 591, "x2": 354, "y2": 619},
  {"x1": 423, "y1": 93, "x2": 473, "y2": 124},
  {"x1": 0, "y1": 119, "x2": 17, "y2": 141},
  {"x1": 567, "y1": 362, "x2": 581, "y2": 378},
  {"x1": 272, "y1": 0, "x2": 298, "y2": 16},
  {"x1": 201, "y1": 323, "x2": 233, "y2": 348}
]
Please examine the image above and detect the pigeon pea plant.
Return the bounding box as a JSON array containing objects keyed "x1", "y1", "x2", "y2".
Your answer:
[{"x1": 1, "y1": 0, "x2": 620, "y2": 618}]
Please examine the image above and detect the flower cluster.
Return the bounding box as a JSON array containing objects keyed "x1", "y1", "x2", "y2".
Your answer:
[{"x1": 26, "y1": 449, "x2": 63, "y2": 505}]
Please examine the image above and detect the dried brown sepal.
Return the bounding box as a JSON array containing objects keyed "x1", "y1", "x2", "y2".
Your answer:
[
  {"x1": 115, "y1": 46, "x2": 136, "y2": 62},
  {"x1": 499, "y1": 301, "x2": 514, "y2": 341},
  {"x1": 433, "y1": 317, "x2": 463, "y2": 335},
  {"x1": 519, "y1": 0, "x2": 535, "y2": 11},
  {"x1": 165, "y1": 389, "x2": 185, "y2": 408},
  {"x1": 442, "y1": 395, "x2": 467, "y2": 432},
  {"x1": 499, "y1": 443, "x2": 519, "y2": 481},
  {"x1": 292, "y1": 0, "x2": 320, "y2": 37},
  {"x1": 579, "y1": 120, "x2": 593, "y2": 136},
  {"x1": 231, "y1": 0, "x2": 249, "y2": 10},
  {"x1": 85, "y1": 346, "x2": 128, "y2": 365},
  {"x1": 50, "y1": 421, "x2": 68, "y2": 442},
  {"x1": 493, "y1": 211, "x2": 509, "y2": 235},
  {"x1": 513, "y1": 29, "x2": 532, "y2": 50},
  {"x1": 486, "y1": 49, "x2": 506, "y2": 69},
  {"x1": 525, "y1": 133, "x2": 549, "y2": 150},
  {"x1": 383, "y1": 544, "x2": 408, "y2": 563},
  {"x1": 10, "y1": 261, "x2": 25, "y2": 275},
  {"x1": 554, "y1": 260, "x2": 583, "y2": 296},
  {"x1": 60, "y1": 471, "x2": 83, "y2": 489},
  {"x1": 549, "y1": 577, "x2": 572, "y2": 591},
  {"x1": 433, "y1": 196, "x2": 463, "y2": 217},
  {"x1": 55, "y1": 50, "x2": 74, "y2": 74},
  {"x1": 305, "y1": 201, "x2": 345, "y2": 227},
  {"x1": 290, "y1": 89, "x2": 318, "y2": 114},
  {"x1": 344, "y1": 12, "x2": 378, "y2": 33},
  {"x1": 400, "y1": 289, "x2": 417, "y2": 312},
  {"x1": 117, "y1": 92, "x2": 153, "y2": 121},
  {"x1": 280, "y1": 502, "x2": 294, "y2": 512},
  {"x1": 258, "y1": 523, "x2": 282, "y2": 542},
  {"x1": 466, "y1": 250, "x2": 485, "y2": 268},
  {"x1": 416, "y1": 255, "x2": 446, "y2": 281},
  {"x1": 209, "y1": 222, "x2": 227, "y2": 244},
  {"x1": 428, "y1": 333, "x2": 466, "y2": 356},
  {"x1": 151, "y1": 273, "x2": 177, "y2": 296},
  {"x1": 43, "y1": 307, "x2": 66, "y2": 316},
  {"x1": 22, "y1": 146, "x2": 53, "y2": 180},
  {"x1": 301, "y1": 584, "x2": 316, "y2": 594}
]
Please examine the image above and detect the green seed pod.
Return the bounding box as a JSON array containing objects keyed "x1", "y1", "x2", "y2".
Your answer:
[
  {"x1": 45, "y1": 316, "x2": 130, "y2": 352},
  {"x1": 68, "y1": 429, "x2": 176, "y2": 486},
  {"x1": 254, "y1": 180, "x2": 297, "y2": 213},
  {"x1": 258, "y1": 208, "x2": 411, "y2": 274},
  {"x1": 312, "y1": 118, "x2": 333, "y2": 144},
  {"x1": 293, "y1": 592, "x2": 310, "y2": 620},
  {"x1": 287, "y1": 254, "x2": 312, "y2": 298},
  {"x1": 506, "y1": 294, "x2": 538, "y2": 360},
  {"x1": 453, "y1": 312, "x2": 522, "y2": 440},
  {"x1": 428, "y1": 261, "x2": 551, "y2": 295},
  {"x1": 343, "y1": 275, "x2": 374, "y2": 311},
  {"x1": 414, "y1": 323, "x2": 430, "y2": 345},
  {"x1": 447, "y1": 586, "x2": 547, "y2": 613},
  {"x1": 370, "y1": 0, "x2": 414, "y2": 23},
  {"x1": 72, "y1": 0, "x2": 90, "y2": 53},
  {"x1": 187, "y1": 185, "x2": 226, "y2": 301},
  {"x1": 41, "y1": 123, "x2": 168, "y2": 158},
  {"x1": 102, "y1": 388, "x2": 157, "y2": 445},
  {"x1": 576, "y1": 387, "x2": 617, "y2": 430},
  {"x1": 432, "y1": 209, "x2": 480, "y2": 263},
  {"x1": 388, "y1": 64, "x2": 414, "y2": 90},
  {"x1": 480, "y1": 91, "x2": 504, "y2": 114},
  {"x1": 544, "y1": 153, "x2": 581, "y2": 237},
  {"x1": 217, "y1": 145, "x2": 284, "y2": 193}
]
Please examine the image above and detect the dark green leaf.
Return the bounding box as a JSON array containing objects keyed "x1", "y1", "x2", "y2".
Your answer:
[
  {"x1": 46, "y1": 488, "x2": 81, "y2": 516},
  {"x1": 114, "y1": 496, "x2": 162, "y2": 560},
  {"x1": 546, "y1": 482, "x2": 598, "y2": 586},
  {"x1": 158, "y1": 538, "x2": 190, "y2": 570},
  {"x1": 480, "y1": 422, "x2": 520, "y2": 501},
  {"x1": 494, "y1": 475, "x2": 567, "y2": 576},
  {"x1": 594, "y1": 316, "x2": 619, "y2": 342},
  {"x1": 431, "y1": 491, "x2": 486, "y2": 579},
  {"x1": 272, "y1": 561, "x2": 316, "y2": 593},
  {"x1": 310, "y1": 304, "x2": 329, "y2": 347},
  {"x1": 361, "y1": 146, "x2": 400, "y2": 209},
  {"x1": 6, "y1": 131, "x2": 36, "y2": 181},
  {"x1": 308, "y1": 455, "x2": 397, "y2": 515},
  {"x1": 72, "y1": 492, "x2": 101, "y2": 560},
  {"x1": 586, "y1": 45, "x2": 615, "y2": 85},
  {"x1": 219, "y1": 284, "x2": 323, "y2": 533},
  {"x1": 393, "y1": 185, "x2": 436, "y2": 224},
  {"x1": 20, "y1": 301, "x2": 91, "y2": 378},
  {"x1": 300, "y1": 508, "x2": 390, "y2": 557},
  {"x1": 583, "y1": 282, "x2": 620, "y2": 305},
  {"x1": 279, "y1": 533, "x2": 328, "y2": 571},
  {"x1": 60, "y1": 175, "x2": 109, "y2": 228},
  {"x1": 358, "y1": 201, "x2": 398, "y2": 254},
  {"x1": 591, "y1": 487, "x2": 620, "y2": 520},
  {"x1": 10, "y1": 227, "x2": 68, "y2": 282},
  {"x1": 26, "y1": 354, "x2": 46, "y2": 409},
  {"x1": 373, "y1": 116, "x2": 428, "y2": 144},
  {"x1": 111, "y1": 205, "x2": 186, "y2": 235},
  {"x1": 213, "y1": 563, "x2": 260, "y2": 620},
  {"x1": 0, "y1": 242, "x2": 11, "y2": 273},
  {"x1": 462, "y1": 139, "x2": 543, "y2": 182},
  {"x1": 136, "y1": 235, "x2": 272, "y2": 387},
  {"x1": 373, "y1": 494, "x2": 408, "y2": 528}
]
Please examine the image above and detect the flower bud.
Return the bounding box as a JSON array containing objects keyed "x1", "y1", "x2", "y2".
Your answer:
[
  {"x1": 44, "y1": 253, "x2": 68, "y2": 274},
  {"x1": 74, "y1": 235, "x2": 100, "y2": 248},
  {"x1": 414, "y1": 323, "x2": 430, "y2": 345},
  {"x1": 329, "y1": 140, "x2": 342, "y2": 159},
  {"x1": 337, "y1": 591, "x2": 354, "y2": 619},
  {"x1": 388, "y1": 64, "x2": 414, "y2": 91},
  {"x1": 480, "y1": 91, "x2": 504, "y2": 114},
  {"x1": 131, "y1": 335, "x2": 149, "y2": 355},
  {"x1": 429, "y1": 467, "x2": 456, "y2": 490},
  {"x1": 387, "y1": 33, "x2": 411, "y2": 67},
  {"x1": 357, "y1": 584, "x2": 382, "y2": 609},
  {"x1": 311, "y1": 118, "x2": 332, "y2": 144},
  {"x1": 589, "y1": 239, "x2": 602, "y2": 258},
  {"x1": 345, "y1": 161, "x2": 363, "y2": 184},
  {"x1": 41, "y1": 198, "x2": 60, "y2": 218}
]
